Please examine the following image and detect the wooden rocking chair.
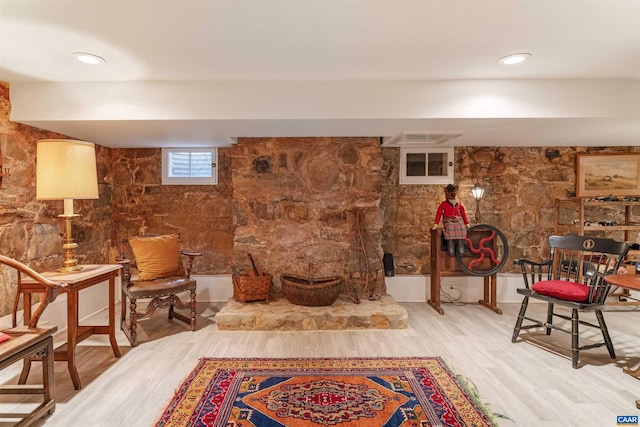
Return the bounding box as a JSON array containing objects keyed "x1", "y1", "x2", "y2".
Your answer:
[{"x1": 116, "y1": 234, "x2": 202, "y2": 347}]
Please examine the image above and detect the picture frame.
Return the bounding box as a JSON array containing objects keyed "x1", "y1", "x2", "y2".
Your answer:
[{"x1": 576, "y1": 153, "x2": 640, "y2": 198}]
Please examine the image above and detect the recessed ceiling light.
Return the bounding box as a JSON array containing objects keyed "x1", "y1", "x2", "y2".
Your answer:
[
  {"x1": 72, "y1": 52, "x2": 105, "y2": 65},
  {"x1": 498, "y1": 53, "x2": 531, "y2": 65}
]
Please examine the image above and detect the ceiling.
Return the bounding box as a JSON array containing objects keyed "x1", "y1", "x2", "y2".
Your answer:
[{"x1": 1, "y1": 0, "x2": 639, "y2": 148}]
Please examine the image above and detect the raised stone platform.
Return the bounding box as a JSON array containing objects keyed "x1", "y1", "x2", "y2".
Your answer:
[{"x1": 215, "y1": 293, "x2": 408, "y2": 331}]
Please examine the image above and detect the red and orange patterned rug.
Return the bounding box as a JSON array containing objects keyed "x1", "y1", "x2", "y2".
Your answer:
[{"x1": 155, "y1": 357, "x2": 498, "y2": 427}]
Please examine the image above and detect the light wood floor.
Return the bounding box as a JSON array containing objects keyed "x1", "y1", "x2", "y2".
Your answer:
[{"x1": 1, "y1": 300, "x2": 640, "y2": 426}]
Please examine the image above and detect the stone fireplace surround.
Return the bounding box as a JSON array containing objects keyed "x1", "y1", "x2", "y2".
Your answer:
[
  {"x1": 215, "y1": 293, "x2": 408, "y2": 331},
  {"x1": 229, "y1": 137, "x2": 385, "y2": 288}
]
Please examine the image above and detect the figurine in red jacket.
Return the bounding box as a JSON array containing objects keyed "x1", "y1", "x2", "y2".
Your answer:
[{"x1": 433, "y1": 184, "x2": 470, "y2": 256}]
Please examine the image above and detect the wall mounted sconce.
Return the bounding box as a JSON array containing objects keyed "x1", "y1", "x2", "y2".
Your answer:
[
  {"x1": 36, "y1": 139, "x2": 99, "y2": 272},
  {"x1": 471, "y1": 182, "x2": 485, "y2": 224}
]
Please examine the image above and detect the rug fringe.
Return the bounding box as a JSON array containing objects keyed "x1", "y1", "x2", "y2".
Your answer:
[{"x1": 454, "y1": 372, "x2": 513, "y2": 426}]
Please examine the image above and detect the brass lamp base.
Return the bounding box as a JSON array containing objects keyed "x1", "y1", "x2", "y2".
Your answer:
[{"x1": 59, "y1": 213, "x2": 83, "y2": 273}]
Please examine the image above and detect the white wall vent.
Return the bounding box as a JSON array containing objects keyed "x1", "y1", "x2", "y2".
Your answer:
[{"x1": 381, "y1": 131, "x2": 464, "y2": 147}]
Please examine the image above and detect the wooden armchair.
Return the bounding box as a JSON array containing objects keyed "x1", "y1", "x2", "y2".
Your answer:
[
  {"x1": 116, "y1": 234, "x2": 202, "y2": 347},
  {"x1": 0, "y1": 255, "x2": 63, "y2": 425},
  {"x1": 511, "y1": 235, "x2": 629, "y2": 368},
  {"x1": 0, "y1": 255, "x2": 67, "y2": 329}
]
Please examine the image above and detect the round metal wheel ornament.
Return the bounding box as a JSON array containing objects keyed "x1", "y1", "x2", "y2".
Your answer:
[{"x1": 455, "y1": 224, "x2": 509, "y2": 276}]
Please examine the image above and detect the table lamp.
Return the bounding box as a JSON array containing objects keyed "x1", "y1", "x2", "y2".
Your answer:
[{"x1": 36, "y1": 139, "x2": 99, "y2": 272}]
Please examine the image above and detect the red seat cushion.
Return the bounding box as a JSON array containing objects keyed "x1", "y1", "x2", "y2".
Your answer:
[{"x1": 531, "y1": 280, "x2": 590, "y2": 302}]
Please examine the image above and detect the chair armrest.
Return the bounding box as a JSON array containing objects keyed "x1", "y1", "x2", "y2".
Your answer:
[
  {"x1": 0, "y1": 255, "x2": 68, "y2": 289},
  {"x1": 0, "y1": 255, "x2": 68, "y2": 328},
  {"x1": 514, "y1": 258, "x2": 553, "y2": 289},
  {"x1": 583, "y1": 270, "x2": 612, "y2": 304},
  {"x1": 115, "y1": 256, "x2": 132, "y2": 286},
  {"x1": 180, "y1": 251, "x2": 202, "y2": 277},
  {"x1": 180, "y1": 251, "x2": 202, "y2": 257},
  {"x1": 115, "y1": 256, "x2": 130, "y2": 266},
  {"x1": 513, "y1": 258, "x2": 552, "y2": 268}
]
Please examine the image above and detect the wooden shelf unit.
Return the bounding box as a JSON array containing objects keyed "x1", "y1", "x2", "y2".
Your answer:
[
  {"x1": 554, "y1": 198, "x2": 640, "y2": 240},
  {"x1": 554, "y1": 198, "x2": 640, "y2": 270}
]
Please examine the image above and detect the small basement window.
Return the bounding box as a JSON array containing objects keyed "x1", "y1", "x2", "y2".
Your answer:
[
  {"x1": 399, "y1": 147, "x2": 454, "y2": 185},
  {"x1": 162, "y1": 148, "x2": 218, "y2": 185}
]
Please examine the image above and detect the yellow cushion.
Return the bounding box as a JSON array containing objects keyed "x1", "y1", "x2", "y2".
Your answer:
[{"x1": 129, "y1": 234, "x2": 185, "y2": 281}]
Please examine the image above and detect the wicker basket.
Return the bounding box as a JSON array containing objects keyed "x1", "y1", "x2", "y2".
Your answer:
[
  {"x1": 281, "y1": 274, "x2": 343, "y2": 306},
  {"x1": 232, "y1": 270, "x2": 272, "y2": 303}
]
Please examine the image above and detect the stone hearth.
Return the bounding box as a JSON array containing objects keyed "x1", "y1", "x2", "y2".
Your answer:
[{"x1": 215, "y1": 294, "x2": 408, "y2": 331}]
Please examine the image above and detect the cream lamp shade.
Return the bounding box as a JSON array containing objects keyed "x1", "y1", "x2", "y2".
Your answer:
[{"x1": 36, "y1": 139, "x2": 99, "y2": 215}]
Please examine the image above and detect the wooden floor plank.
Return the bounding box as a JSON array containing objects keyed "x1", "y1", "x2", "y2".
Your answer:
[{"x1": 0, "y1": 301, "x2": 639, "y2": 426}]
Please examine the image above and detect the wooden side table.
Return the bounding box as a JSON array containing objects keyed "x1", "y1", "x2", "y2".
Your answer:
[
  {"x1": 604, "y1": 273, "x2": 640, "y2": 409},
  {"x1": 19, "y1": 264, "x2": 122, "y2": 390},
  {"x1": 0, "y1": 325, "x2": 57, "y2": 426}
]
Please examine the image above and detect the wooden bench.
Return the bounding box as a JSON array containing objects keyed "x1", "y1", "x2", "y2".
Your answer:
[
  {"x1": 511, "y1": 235, "x2": 629, "y2": 368},
  {"x1": 0, "y1": 326, "x2": 56, "y2": 427}
]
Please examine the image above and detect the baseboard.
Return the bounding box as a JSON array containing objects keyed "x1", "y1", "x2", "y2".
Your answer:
[
  {"x1": 194, "y1": 273, "x2": 530, "y2": 303},
  {"x1": 3, "y1": 274, "x2": 636, "y2": 338}
]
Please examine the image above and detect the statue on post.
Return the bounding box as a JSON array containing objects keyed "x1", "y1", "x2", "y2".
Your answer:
[{"x1": 433, "y1": 184, "x2": 470, "y2": 257}]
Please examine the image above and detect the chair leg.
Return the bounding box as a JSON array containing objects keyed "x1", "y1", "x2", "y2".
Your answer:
[
  {"x1": 168, "y1": 303, "x2": 174, "y2": 320},
  {"x1": 512, "y1": 296, "x2": 529, "y2": 342},
  {"x1": 129, "y1": 298, "x2": 138, "y2": 347},
  {"x1": 120, "y1": 290, "x2": 126, "y2": 330},
  {"x1": 18, "y1": 358, "x2": 32, "y2": 384},
  {"x1": 546, "y1": 302, "x2": 554, "y2": 335},
  {"x1": 571, "y1": 308, "x2": 579, "y2": 369},
  {"x1": 190, "y1": 289, "x2": 197, "y2": 331},
  {"x1": 596, "y1": 310, "x2": 616, "y2": 359}
]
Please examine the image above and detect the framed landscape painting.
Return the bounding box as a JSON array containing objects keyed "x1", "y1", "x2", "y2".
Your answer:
[{"x1": 576, "y1": 153, "x2": 640, "y2": 198}]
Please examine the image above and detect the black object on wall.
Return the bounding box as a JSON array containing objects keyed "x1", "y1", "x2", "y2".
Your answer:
[{"x1": 383, "y1": 253, "x2": 394, "y2": 277}]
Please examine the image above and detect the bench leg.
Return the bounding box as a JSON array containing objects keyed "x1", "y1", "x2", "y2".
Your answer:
[
  {"x1": 571, "y1": 309, "x2": 579, "y2": 369},
  {"x1": 512, "y1": 296, "x2": 529, "y2": 342},
  {"x1": 43, "y1": 336, "x2": 55, "y2": 415},
  {"x1": 596, "y1": 310, "x2": 615, "y2": 359}
]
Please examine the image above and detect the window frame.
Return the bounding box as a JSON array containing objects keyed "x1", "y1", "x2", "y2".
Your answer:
[
  {"x1": 399, "y1": 147, "x2": 454, "y2": 185},
  {"x1": 161, "y1": 147, "x2": 218, "y2": 185}
]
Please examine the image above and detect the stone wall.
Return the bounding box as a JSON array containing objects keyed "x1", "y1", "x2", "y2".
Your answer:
[
  {"x1": 109, "y1": 148, "x2": 235, "y2": 274},
  {"x1": 381, "y1": 145, "x2": 640, "y2": 275},
  {"x1": 0, "y1": 81, "x2": 113, "y2": 316},
  {"x1": 229, "y1": 137, "x2": 383, "y2": 288},
  {"x1": 109, "y1": 137, "x2": 385, "y2": 294},
  {"x1": 2, "y1": 77, "x2": 639, "y2": 316}
]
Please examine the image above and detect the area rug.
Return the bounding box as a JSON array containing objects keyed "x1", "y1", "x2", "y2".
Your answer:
[{"x1": 155, "y1": 357, "x2": 498, "y2": 427}]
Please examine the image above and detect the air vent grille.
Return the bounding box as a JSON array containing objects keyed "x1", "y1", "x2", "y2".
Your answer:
[{"x1": 381, "y1": 132, "x2": 464, "y2": 147}]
